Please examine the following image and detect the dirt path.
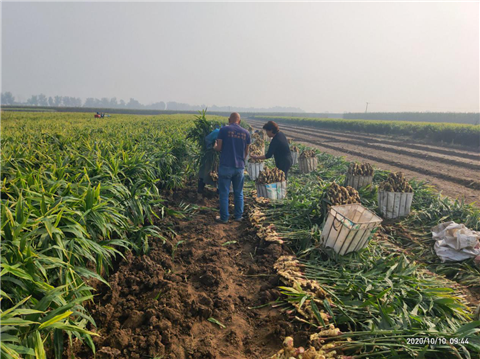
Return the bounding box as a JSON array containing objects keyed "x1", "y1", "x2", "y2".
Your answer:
[
  {"x1": 74, "y1": 187, "x2": 292, "y2": 359},
  {"x1": 248, "y1": 119, "x2": 480, "y2": 203}
]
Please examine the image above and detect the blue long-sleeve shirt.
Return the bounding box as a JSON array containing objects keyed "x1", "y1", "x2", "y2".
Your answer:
[{"x1": 205, "y1": 128, "x2": 220, "y2": 149}]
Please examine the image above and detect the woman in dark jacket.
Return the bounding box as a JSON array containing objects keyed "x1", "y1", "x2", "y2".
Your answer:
[{"x1": 250, "y1": 121, "x2": 293, "y2": 178}]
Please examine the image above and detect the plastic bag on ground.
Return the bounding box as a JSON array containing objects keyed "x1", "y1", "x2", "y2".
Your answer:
[{"x1": 432, "y1": 221, "x2": 480, "y2": 262}]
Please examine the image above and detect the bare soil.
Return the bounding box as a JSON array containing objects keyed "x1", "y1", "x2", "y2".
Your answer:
[
  {"x1": 72, "y1": 187, "x2": 302, "y2": 359},
  {"x1": 248, "y1": 119, "x2": 480, "y2": 204}
]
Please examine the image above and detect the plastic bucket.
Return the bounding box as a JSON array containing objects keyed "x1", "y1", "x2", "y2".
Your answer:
[
  {"x1": 247, "y1": 162, "x2": 264, "y2": 181},
  {"x1": 378, "y1": 191, "x2": 414, "y2": 219},
  {"x1": 321, "y1": 204, "x2": 383, "y2": 255},
  {"x1": 345, "y1": 174, "x2": 373, "y2": 189},
  {"x1": 256, "y1": 181, "x2": 287, "y2": 200},
  {"x1": 299, "y1": 157, "x2": 317, "y2": 174}
]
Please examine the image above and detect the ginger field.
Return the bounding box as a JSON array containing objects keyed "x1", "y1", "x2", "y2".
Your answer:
[{"x1": 1, "y1": 111, "x2": 480, "y2": 358}]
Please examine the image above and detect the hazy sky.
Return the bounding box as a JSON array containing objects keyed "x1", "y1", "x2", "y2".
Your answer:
[{"x1": 2, "y1": 1, "x2": 479, "y2": 113}]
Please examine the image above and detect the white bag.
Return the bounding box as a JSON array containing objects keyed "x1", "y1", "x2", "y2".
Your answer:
[
  {"x1": 432, "y1": 221, "x2": 480, "y2": 262},
  {"x1": 256, "y1": 181, "x2": 287, "y2": 200}
]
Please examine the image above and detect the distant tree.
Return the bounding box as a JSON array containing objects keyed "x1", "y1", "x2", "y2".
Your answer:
[
  {"x1": 27, "y1": 95, "x2": 38, "y2": 106},
  {"x1": 38, "y1": 94, "x2": 48, "y2": 106},
  {"x1": 100, "y1": 97, "x2": 110, "y2": 107},
  {"x1": 84, "y1": 98, "x2": 96, "y2": 107},
  {"x1": 146, "y1": 101, "x2": 166, "y2": 110},
  {"x1": 119, "y1": 99, "x2": 126, "y2": 107},
  {"x1": 166, "y1": 101, "x2": 198, "y2": 111},
  {"x1": 48, "y1": 96, "x2": 54, "y2": 106},
  {"x1": 126, "y1": 98, "x2": 142, "y2": 109},
  {"x1": 54, "y1": 96, "x2": 62, "y2": 107},
  {"x1": 66, "y1": 97, "x2": 78, "y2": 107},
  {"x1": 1, "y1": 92, "x2": 15, "y2": 105},
  {"x1": 73, "y1": 97, "x2": 82, "y2": 107},
  {"x1": 110, "y1": 97, "x2": 118, "y2": 108},
  {"x1": 62, "y1": 96, "x2": 71, "y2": 107}
]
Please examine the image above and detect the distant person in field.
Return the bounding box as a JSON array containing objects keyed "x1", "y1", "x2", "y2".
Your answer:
[
  {"x1": 213, "y1": 112, "x2": 251, "y2": 224},
  {"x1": 250, "y1": 121, "x2": 292, "y2": 179}
]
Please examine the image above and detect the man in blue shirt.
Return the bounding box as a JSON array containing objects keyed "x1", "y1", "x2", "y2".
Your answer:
[{"x1": 214, "y1": 113, "x2": 251, "y2": 223}]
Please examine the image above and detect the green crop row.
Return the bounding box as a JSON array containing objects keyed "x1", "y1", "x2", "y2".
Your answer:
[
  {"x1": 252, "y1": 115, "x2": 480, "y2": 148},
  {"x1": 343, "y1": 112, "x2": 479, "y2": 124},
  {"x1": 0, "y1": 112, "x2": 226, "y2": 358}
]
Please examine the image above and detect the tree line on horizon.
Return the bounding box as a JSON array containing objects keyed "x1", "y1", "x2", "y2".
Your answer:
[
  {"x1": 2, "y1": 92, "x2": 476, "y2": 124},
  {"x1": 0, "y1": 92, "x2": 305, "y2": 113}
]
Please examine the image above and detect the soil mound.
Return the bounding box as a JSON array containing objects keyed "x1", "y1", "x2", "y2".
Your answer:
[{"x1": 74, "y1": 187, "x2": 293, "y2": 359}]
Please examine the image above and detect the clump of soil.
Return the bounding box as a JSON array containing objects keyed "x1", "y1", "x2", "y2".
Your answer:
[{"x1": 73, "y1": 187, "x2": 297, "y2": 359}]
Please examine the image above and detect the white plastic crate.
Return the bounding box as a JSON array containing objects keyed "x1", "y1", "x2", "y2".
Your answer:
[
  {"x1": 299, "y1": 157, "x2": 317, "y2": 174},
  {"x1": 345, "y1": 174, "x2": 373, "y2": 189},
  {"x1": 321, "y1": 204, "x2": 382, "y2": 255},
  {"x1": 291, "y1": 151, "x2": 299, "y2": 166},
  {"x1": 256, "y1": 181, "x2": 287, "y2": 200},
  {"x1": 378, "y1": 191, "x2": 414, "y2": 219},
  {"x1": 247, "y1": 162, "x2": 264, "y2": 181}
]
